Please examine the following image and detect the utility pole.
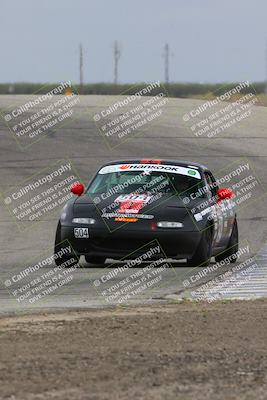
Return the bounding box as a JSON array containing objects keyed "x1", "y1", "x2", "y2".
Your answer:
[
  {"x1": 114, "y1": 40, "x2": 121, "y2": 85},
  {"x1": 79, "y1": 43, "x2": 84, "y2": 94},
  {"x1": 265, "y1": 39, "x2": 267, "y2": 97},
  {"x1": 164, "y1": 43, "x2": 170, "y2": 84}
]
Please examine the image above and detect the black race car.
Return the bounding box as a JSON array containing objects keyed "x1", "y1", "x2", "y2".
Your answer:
[{"x1": 54, "y1": 159, "x2": 238, "y2": 267}]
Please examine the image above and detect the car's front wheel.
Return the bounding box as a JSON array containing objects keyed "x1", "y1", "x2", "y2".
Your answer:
[
  {"x1": 54, "y1": 221, "x2": 80, "y2": 267},
  {"x1": 215, "y1": 219, "x2": 238, "y2": 263},
  {"x1": 187, "y1": 226, "x2": 212, "y2": 268}
]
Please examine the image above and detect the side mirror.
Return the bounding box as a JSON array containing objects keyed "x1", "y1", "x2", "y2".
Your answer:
[
  {"x1": 216, "y1": 188, "x2": 234, "y2": 201},
  {"x1": 71, "y1": 182, "x2": 84, "y2": 196}
]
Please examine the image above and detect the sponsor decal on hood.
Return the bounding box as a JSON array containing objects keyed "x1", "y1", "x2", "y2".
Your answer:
[
  {"x1": 115, "y1": 193, "x2": 152, "y2": 214},
  {"x1": 101, "y1": 212, "x2": 154, "y2": 220}
]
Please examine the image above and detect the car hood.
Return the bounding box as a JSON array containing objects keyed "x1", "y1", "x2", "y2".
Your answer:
[{"x1": 72, "y1": 192, "x2": 207, "y2": 231}]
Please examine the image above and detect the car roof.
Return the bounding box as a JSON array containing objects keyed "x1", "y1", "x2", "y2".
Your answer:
[{"x1": 102, "y1": 159, "x2": 210, "y2": 172}]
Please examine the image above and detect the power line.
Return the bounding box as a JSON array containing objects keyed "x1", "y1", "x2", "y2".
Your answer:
[{"x1": 265, "y1": 39, "x2": 267, "y2": 97}]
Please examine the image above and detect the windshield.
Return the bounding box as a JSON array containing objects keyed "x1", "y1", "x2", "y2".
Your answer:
[{"x1": 87, "y1": 168, "x2": 206, "y2": 198}]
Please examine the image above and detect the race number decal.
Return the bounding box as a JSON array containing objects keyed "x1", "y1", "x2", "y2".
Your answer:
[{"x1": 74, "y1": 228, "x2": 89, "y2": 238}]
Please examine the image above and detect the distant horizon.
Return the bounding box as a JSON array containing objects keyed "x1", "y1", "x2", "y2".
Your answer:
[{"x1": 1, "y1": 80, "x2": 265, "y2": 85}]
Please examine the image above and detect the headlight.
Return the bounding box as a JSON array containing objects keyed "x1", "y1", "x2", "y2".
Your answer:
[
  {"x1": 72, "y1": 218, "x2": 96, "y2": 224},
  {"x1": 157, "y1": 221, "x2": 183, "y2": 228}
]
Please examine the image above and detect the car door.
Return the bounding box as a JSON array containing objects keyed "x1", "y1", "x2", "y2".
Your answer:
[{"x1": 204, "y1": 171, "x2": 234, "y2": 248}]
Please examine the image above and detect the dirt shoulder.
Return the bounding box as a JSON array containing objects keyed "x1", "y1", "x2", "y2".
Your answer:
[{"x1": 0, "y1": 300, "x2": 267, "y2": 400}]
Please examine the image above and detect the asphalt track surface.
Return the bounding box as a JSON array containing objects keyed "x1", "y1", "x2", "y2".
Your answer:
[{"x1": 0, "y1": 94, "x2": 266, "y2": 314}]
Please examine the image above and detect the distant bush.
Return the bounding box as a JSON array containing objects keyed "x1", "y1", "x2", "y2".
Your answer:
[{"x1": 0, "y1": 81, "x2": 265, "y2": 97}]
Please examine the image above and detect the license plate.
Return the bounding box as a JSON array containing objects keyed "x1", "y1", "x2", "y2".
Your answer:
[{"x1": 74, "y1": 227, "x2": 89, "y2": 238}]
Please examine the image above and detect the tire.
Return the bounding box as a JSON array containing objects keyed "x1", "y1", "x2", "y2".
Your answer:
[
  {"x1": 54, "y1": 221, "x2": 80, "y2": 267},
  {"x1": 85, "y1": 255, "x2": 106, "y2": 265},
  {"x1": 215, "y1": 219, "x2": 238, "y2": 264},
  {"x1": 187, "y1": 225, "x2": 212, "y2": 268}
]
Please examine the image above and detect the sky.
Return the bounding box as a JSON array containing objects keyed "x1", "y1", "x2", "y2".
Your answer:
[{"x1": 1, "y1": 0, "x2": 267, "y2": 84}]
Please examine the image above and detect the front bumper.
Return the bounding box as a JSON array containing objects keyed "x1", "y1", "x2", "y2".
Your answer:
[{"x1": 61, "y1": 225, "x2": 202, "y2": 260}]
